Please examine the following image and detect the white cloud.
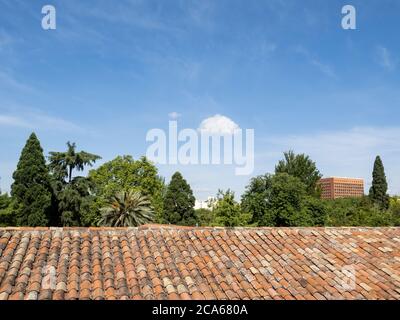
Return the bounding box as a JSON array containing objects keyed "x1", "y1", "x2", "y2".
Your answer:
[
  {"x1": 198, "y1": 114, "x2": 240, "y2": 135},
  {"x1": 168, "y1": 111, "x2": 181, "y2": 119},
  {"x1": 377, "y1": 46, "x2": 396, "y2": 71}
]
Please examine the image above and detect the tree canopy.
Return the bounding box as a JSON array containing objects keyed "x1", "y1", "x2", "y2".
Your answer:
[
  {"x1": 0, "y1": 192, "x2": 12, "y2": 226},
  {"x1": 369, "y1": 156, "x2": 389, "y2": 210},
  {"x1": 48, "y1": 142, "x2": 101, "y2": 226},
  {"x1": 213, "y1": 190, "x2": 252, "y2": 227},
  {"x1": 49, "y1": 141, "x2": 101, "y2": 182},
  {"x1": 99, "y1": 190, "x2": 154, "y2": 227},
  {"x1": 325, "y1": 197, "x2": 394, "y2": 226},
  {"x1": 2, "y1": 136, "x2": 399, "y2": 229},
  {"x1": 11, "y1": 133, "x2": 53, "y2": 226},
  {"x1": 163, "y1": 172, "x2": 196, "y2": 226},
  {"x1": 242, "y1": 173, "x2": 326, "y2": 226},
  {"x1": 275, "y1": 150, "x2": 322, "y2": 196},
  {"x1": 88, "y1": 156, "x2": 164, "y2": 225}
]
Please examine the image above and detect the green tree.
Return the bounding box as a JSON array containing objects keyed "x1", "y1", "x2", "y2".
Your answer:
[
  {"x1": 11, "y1": 133, "x2": 53, "y2": 226},
  {"x1": 241, "y1": 174, "x2": 274, "y2": 225},
  {"x1": 195, "y1": 208, "x2": 214, "y2": 226},
  {"x1": 49, "y1": 142, "x2": 101, "y2": 226},
  {"x1": 303, "y1": 196, "x2": 327, "y2": 226},
  {"x1": 49, "y1": 142, "x2": 101, "y2": 182},
  {"x1": 369, "y1": 156, "x2": 389, "y2": 210},
  {"x1": 275, "y1": 150, "x2": 322, "y2": 196},
  {"x1": 389, "y1": 197, "x2": 400, "y2": 226},
  {"x1": 325, "y1": 197, "x2": 394, "y2": 226},
  {"x1": 88, "y1": 156, "x2": 165, "y2": 225},
  {"x1": 163, "y1": 172, "x2": 196, "y2": 226},
  {"x1": 267, "y1": 173, "x2": 313, "y2": 226},
  {"x1": 242, "y1": 173, "x2": 325, "y2": 226},
  {"x1": 99, "y1": 190, "x2": 154, "y2": 227},
  {"x1": 213, "y1": 190, "x2": 252, "y2": 227},
  {"x1": 54, "y1": 177, "x2": 94, "y2": 226},
  {"x1": 0, "y1": 192, "x2": 13, "y2": 226}
]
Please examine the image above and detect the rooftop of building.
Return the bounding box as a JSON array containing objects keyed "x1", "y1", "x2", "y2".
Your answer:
[
  {"x1": 320, "y1": 177, "x2": 364, "y2": 181},
  {"x1": 0, "y1": 225, "x2": 399, "y2": 300}
]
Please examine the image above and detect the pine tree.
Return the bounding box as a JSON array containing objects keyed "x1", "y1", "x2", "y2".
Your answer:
[
  {"x1": 163, "y1": 172, "x2": 196, "y2": 226},
  {"x1": 369, "y1": 156, "x2": 389, "y2": 210},
  {"x1": 11, "y1": 133, "x2": 53, "y2": 226}
]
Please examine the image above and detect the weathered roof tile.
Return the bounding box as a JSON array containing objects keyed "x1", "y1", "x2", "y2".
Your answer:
[{"x1": 0, "y1": 226, "x2": 399, "y2": 300}]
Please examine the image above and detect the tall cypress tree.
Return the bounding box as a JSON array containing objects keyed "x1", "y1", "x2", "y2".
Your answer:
[
  {"x1": 11, "y1": 133, "x2": 53, "y2": 226},
  {"x1": 163, "y1": 172, "x2": 196, "y2": 226},
  {"x1": 369, "y1": 156, "x2": 389, "y2": 210}
]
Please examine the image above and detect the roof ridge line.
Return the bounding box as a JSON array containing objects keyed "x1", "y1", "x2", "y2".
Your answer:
[{"x1": 0, "y1": 225, "x2": 399, "y2": 232}]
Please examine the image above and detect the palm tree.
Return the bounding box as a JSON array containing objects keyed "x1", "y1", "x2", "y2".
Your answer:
[
  {"x1": 49, "y1": 142, "x2": 101, "y2": 182},
  {"x1": 99, "y1": 190, "x2": 154, "y2": 227}
]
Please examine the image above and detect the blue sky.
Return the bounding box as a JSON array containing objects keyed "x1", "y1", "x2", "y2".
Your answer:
[{"x1": 0, "y1": 0, "x2": 399, "y2": 200}]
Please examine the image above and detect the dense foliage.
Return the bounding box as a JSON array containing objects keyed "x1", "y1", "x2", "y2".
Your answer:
[
  {"x1": 11, "y1": 133, "x2": 53, "y2": 226},
  {"x1": 163, "y1": 172, "x2": 196, "y2": 226},
  {"x1": 99, "y1": 190, "x2": 154, "y2": 227},
  {"x1": 275, "y1": 150, "x2": 322, "y2": 196},
  {"x1": 369, "y1": 156, "x2": 390, "y2": 210},
  {"x1": 1, "y1": 133, "x2": 399, "y2": 228},
  {"x1": 241, "y1": 173, "x2": 325, "y2": 226},
  {"x1": 195, "y1": 208, "x2": 214, "y2": 227},
  {"x1": 325, "y1": 197, "x2": 396, "y2": 226},
  {"x1": 49, "y1": 142, "x2": 101, "y2": 226},
  {"x1": 49, "y1": 142, "x2": 101, "y2": 182},
  {"x1": 88, "y1": 156, "x2": 164, "y2": 225},
  {"x1": 0, "y1": 192, "x2": 12, "y2": 226},
  {"x1": 212, "y1": 190, "x2": 252, "y2": 227}
]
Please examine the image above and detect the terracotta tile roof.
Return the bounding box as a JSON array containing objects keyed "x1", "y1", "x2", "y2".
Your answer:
[{"x1": 0, "y1": 225, "x2": 399, "y2": 300}]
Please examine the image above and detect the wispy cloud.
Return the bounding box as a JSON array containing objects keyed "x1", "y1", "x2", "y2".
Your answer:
[
  {"x1": 376, "y1": 45, "x2": 397, "y2": 71},
  {"x1": 309, "y1": 59, "x2": 336, "y2": 78},
  {"x1": 0, "y1": 112, "x2": 84, "y2": 133},
  {"x1": 294, "y1": 45, "x2": 336, "y2": 78},
  {"x1": 62, "y1": 1, "x2": 181, "y2": 34},
  {"x1": 182, "y1": 0, "x2": 216, "y2": 31},
  {"x1": 0, "y1": 115, "x2": 30, "y2": 128},
  {"x1": 0, "y1": 70, "x2": 36, "y2": 93}
]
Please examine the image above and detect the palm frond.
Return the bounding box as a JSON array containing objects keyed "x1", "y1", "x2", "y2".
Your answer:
[{"x1": 99, "y1": 190, "x2": 154, "y2": 227}]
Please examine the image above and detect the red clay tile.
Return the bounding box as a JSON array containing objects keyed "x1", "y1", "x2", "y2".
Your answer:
[{"x1": 0, "y1": 226, "x2": 398, "y2": 300}]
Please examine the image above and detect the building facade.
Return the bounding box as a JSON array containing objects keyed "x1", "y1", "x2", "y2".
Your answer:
[
  {"x1": 194, "y1": 197, "x2": 216, "y2": 210},
  {"x1": 318, "y1": 177, "x2": 364, "y2": 199}
]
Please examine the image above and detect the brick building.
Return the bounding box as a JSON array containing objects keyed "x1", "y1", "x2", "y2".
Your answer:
[{"x1": 318, "y1": 177, "x2": 364, "y2": 200}]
